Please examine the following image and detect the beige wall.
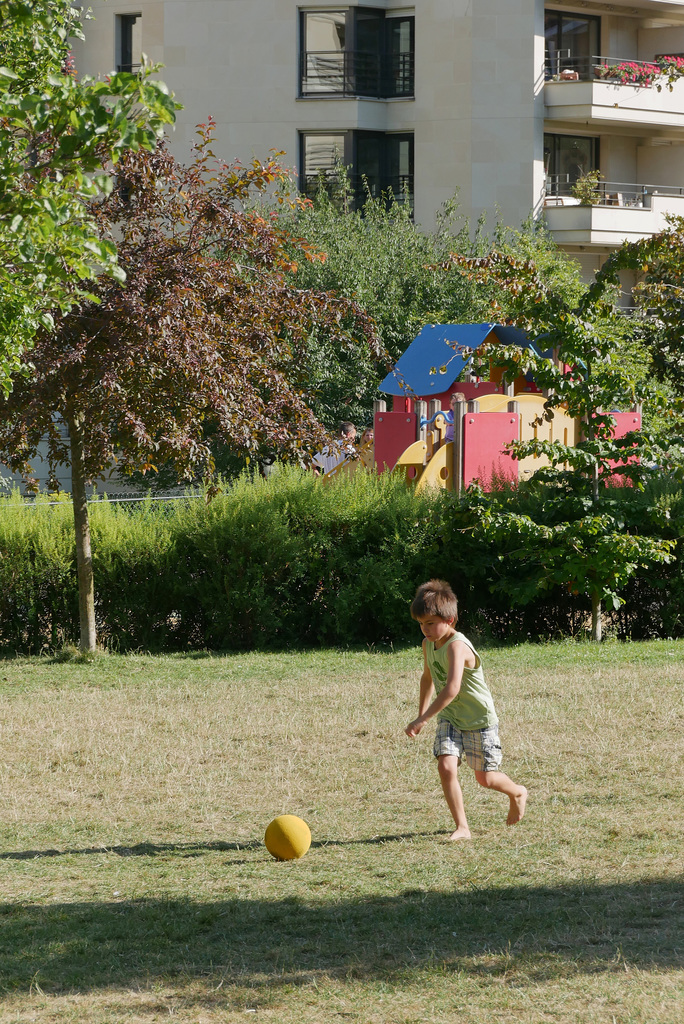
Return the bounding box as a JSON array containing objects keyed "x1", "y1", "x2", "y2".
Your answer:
[
  {"x1": 71, "y1": 1, "x2": 684, "y2": 248},
  {"x1": 601, "y1": 135, "x2": 639, "y2": 185},
  {"x1": 638, "y1": 139, "x2": 684, "y2": 185},
  {"x1": 73, "y1": 0, "x2": 548, "y2": 232},
  {"x1": 603, "y1": 14, "x2": 639, "y2": 58},
  {"x1": 639, "y1": 25, "x2": 684, "y2": 58}
]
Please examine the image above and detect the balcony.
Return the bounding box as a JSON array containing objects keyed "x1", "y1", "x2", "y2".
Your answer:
[
  {"x1": 545, "y1": 56, "x2": 684, "y2": 133},
  {"x1": 543, "y1": 179, "x2": 684, "y2": 246},
  {"x1": 299, "y1": 50, "x2": 414, "y2": 99}
]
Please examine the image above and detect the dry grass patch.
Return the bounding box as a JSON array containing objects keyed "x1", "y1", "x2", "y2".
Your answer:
[{"x1": 0, "y1": 641, "x2": 682, "y2": 1022}]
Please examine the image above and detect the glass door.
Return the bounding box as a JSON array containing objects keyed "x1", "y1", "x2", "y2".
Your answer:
[
  {"x1": 544, "y1": 134, "x2": 599, "y2": 197},
  {"x1": 385, "y1": 16, "x2": 415, "y2": 96},
  {"x1": 545, "y1": 11, "x2": 600, "y2": 80}
]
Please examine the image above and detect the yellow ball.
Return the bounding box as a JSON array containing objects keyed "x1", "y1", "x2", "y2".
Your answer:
[{"x1": 264, "y1": 814, "x2": 311, "y2": 861}]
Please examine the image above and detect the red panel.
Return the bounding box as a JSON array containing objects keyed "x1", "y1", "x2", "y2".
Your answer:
[
  {"x1": 415, "y1": 382, "x2": 504, "y2": 407},
  {"x1": 582, "y1": 411, "x2": 641, "y2": 442},
  {"x1": 374, "y1": 411, "x2": 418, "y2": 473},
  {"x1": 611, "y1": 411, "x2": 641, "y2": 439},
  {"x1": 607, "y1": 411, "x2": 641, "y2": 486},
  {"x1": 462, "y1": 412, "x2": 519, "y2": 489}
]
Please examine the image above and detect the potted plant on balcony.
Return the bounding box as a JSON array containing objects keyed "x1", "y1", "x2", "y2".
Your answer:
[
  {"x1": 594, "y1": 60, "x2": 660, "y2": 86},
  {"x1": 656, "y1": 55, "x2": 684, "y2": 91},
  {"x1": 594, "y1": 56, "x2": 684, "y2": 89},
  {"x1": 571, "y1": 170, "x2": 603, "y2": 206}
]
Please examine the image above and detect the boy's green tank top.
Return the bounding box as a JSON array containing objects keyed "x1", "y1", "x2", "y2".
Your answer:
[{"x1": 426, "y1": 631, "x2": 498, "y2": 731}]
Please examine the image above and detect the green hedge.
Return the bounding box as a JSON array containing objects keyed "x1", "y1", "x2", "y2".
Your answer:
[{"x1": 0, "y1": 471, "x2": 682, "y2": 653}]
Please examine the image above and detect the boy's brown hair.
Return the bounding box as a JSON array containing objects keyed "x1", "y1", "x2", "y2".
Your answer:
[{"x1": 410, "y1": 579, "x2": 459, "y2": 622}]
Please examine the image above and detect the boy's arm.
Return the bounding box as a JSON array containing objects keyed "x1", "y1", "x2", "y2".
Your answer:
[
  {"x1": 405, "y1": 640, "x2": 468, "y2": 737},
  {"x1": 405, "y1": 641, "x2": 435, "y2": 738}
]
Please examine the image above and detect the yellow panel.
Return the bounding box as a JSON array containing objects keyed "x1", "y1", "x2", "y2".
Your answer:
[
  {"x1": 427, "y1": 412, "x2": 448, "y2": 459},
  {"x1": 551, "y1": 406, "x2": 580, "y2": 447},
  {"x1": 470, "y1": 394, "x2": 510, "y2": 412},
  {"x1": 358, "y1": 440, "x2": 374, "y2": 470},
  {"x1": 517, "y1": 396, "x2": 549, "y2": 481},
  {"x1": 324, "y1": 439, "x2": 376, "y2": 480},
  {"x1": 324, "y1": 457, "x2": 360, "y2": 481},
  {"x1": 415, "y1": 442, "x2": 453, "y2": 493},
  {"x1": 512, "y1": 395, "x2": 581, "y2": 480},
  {"x1": 393, "y1": 440, "x2": 429, "y2": 486},
  {"x1": 466, "y1": 393, "x2": 550, "y2": 414},
  {"x1": 395, "y1": 440, "x2": 428, "y2": 466}
]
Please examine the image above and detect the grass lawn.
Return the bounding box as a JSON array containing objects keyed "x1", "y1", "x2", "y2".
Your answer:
[{"x1": 0, "y1": 640, "x2": 682, "y2": 1023}]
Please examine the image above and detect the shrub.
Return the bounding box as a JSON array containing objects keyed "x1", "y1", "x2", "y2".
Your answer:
[
  {"x1": 0, "y1": 471, "x2": 682, "y2": 653},
  {"x1": 0, "y1": 492, "x2": 78, "y2": 652}
]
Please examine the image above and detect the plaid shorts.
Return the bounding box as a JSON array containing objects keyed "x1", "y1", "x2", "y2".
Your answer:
[{"x1": 433, "y1": 719, "x2": 502, "y2": 772}]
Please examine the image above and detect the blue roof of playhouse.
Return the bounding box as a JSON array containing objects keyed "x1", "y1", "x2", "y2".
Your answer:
[{"x1": 379, "y1": 323, "x2": 542, "y2": 397}]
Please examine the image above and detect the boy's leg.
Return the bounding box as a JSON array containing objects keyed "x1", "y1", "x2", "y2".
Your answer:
[
  {"x1": 474, "y1": 770, "x2": 528, "y2": 825},
  {"x1": 464, "y1": 726, "x2": 527, "y2": 826},
  {"x1": 437, "y1": 755, "x2": 471, "y2": 840}
]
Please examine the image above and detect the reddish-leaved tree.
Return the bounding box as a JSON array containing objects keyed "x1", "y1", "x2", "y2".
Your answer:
[{"x1": 0, "y1": 127, "x2": 383, "y2": 650}]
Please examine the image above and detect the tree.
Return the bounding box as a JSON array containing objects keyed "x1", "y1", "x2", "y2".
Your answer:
[
  {"x1": 275, "y1": 178, "x2": 585, "y2": 428},
  {"x1": 0, "y1": 134, "x2": 382, "y2": 652},
  {"x1": 444, "y1": 249, "x2": 676, "y2": 639},
  {"x1": 592, "y1": 218, "x2": 684, "y2": 398},
  {"x1": 0, "y1": 0, "x2": 177, "y2": 389}
]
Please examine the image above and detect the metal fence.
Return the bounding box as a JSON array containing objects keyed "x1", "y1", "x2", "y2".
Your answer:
[
  {"x1": 545, "y1": 175, "x2": 684, "y2": 207},
  {"x1": 301, "y1": 172, "x2": 413, "y2": 210},
  {"x1": 300, "y1": 50, "x2": 414, "y2": 97},
  {"x1": 545, "y1": 52, "x2": 675, "y2": 83},
  {"x1": 0, "y1": 491, "x2": 206, "y2": 515}
]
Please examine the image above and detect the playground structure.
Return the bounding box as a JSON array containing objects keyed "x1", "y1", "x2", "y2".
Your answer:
[{"x1": 325, "y1": 323, "x2": 641, "y2": 492}]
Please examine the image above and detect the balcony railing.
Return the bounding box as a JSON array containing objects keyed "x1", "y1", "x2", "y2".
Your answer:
[
  {"x1": 116, "y1": 63, "x2": 142, "y2": 74},
  {"x1": 300, "y1": 50, "x2": 414, "y2": 98},
  {"x1": 545, "y1": 52, "x2": 681, "y2": 84},
  {"x1": 545, "y1": 175, "x2": 684, "y2": 208}
]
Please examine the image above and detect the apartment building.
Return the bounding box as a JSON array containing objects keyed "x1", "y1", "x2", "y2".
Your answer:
[{"x1": 72, "y1": 0, "x2": 684, "y2": 281}]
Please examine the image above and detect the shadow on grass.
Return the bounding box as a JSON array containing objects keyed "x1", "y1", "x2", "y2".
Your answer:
[
  {"x1": 0, "y1": 832, "x2": 442, "y2": 860},
  {"x1": 0, "y1": 878, "x2": 681, "y2": 1001},
  {"x1": 36, "y1": 644, "x2": 417, "y2": 665}
]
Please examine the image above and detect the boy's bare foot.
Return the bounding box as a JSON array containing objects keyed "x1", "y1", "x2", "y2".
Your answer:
[
  {"x1": 448, "y1": 826, "x2": 472, "y2": 841},
  {"x1": 507, "y1": 786, "x2": 528, "y2": 825}
]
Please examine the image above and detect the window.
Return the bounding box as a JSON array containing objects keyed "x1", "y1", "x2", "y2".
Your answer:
[
  {"x1": 299, "y1": 8, "x2": 415, "y2": 98},
  {"x1": 545, "y1": 10, "x2": 600, "y2": 80},
  {"x1": 301, "y1": 133, "x2": 346, "y2": 187},
  {"x1": 300, "y1": 130, "x2": 414, "y2": 209},
  {"x1": 386, "y1": 15, "x2": 414, "y2": 97},
  {"x1": 544, "y1": 134, "x2": 599, "y2": 196},
  {"x1": 301, "y1": 12, "x2": 347, "y2": 93},
  {"x1": 117, "y1": 13, "x2": 142, "y2": 73}
]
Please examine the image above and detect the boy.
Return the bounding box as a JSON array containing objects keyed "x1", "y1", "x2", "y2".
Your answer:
[{"x1": 405, "y1": 579, "x2": 527, "y2": 840}]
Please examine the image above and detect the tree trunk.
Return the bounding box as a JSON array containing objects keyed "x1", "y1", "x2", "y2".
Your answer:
[
  {"x1": 582, "y1": 367, "x2": 601, "y2": 505},
  {"x1": 69, "y1": 415, "x2": 97, "y2": 652},
  {"x1": 591, "y1": 592, "x2": 602, "y2": 642},
  {"x1": 592, "y1": 460, "x2": 599, "y2": 504}
]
